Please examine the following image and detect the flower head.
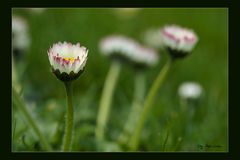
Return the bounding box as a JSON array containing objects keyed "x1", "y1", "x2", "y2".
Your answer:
[
  {"x1": 48, "y1": 42, "x2": 88, "y2": 82},
  {"x1": 178, "y1": 82, "x2": 203, "y2": 100},
  {"x1": 100, "y1": 35, "x2": 159, "y2": 68},
  {"x1": 12, "y1": 15, "x2": 30, "y2": 57},
  {"x1": 161, "y1": 25, "x2": 198, "y2": 58}
]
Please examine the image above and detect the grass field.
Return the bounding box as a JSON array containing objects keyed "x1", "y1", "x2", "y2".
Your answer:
[{"x1": 12, "y1": 8, "x2": 228, "y2": 151}]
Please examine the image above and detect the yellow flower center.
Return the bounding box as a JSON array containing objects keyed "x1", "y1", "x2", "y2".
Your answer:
[{"x1": 63, "y1": 57, "x2": 75, "y2": 64}]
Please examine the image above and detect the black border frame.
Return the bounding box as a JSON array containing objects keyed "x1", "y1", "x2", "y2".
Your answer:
[{"x1": 2, "y1": 0, "x2": 240, "y2": 159}]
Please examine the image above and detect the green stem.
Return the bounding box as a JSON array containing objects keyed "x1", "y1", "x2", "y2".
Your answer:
[
  {"x1": 118, "y1": 71, "x2": 145, "y2": 144},
  {"x1": 12, "y1": 87, "x2": 52, "y2": 151},
  {"x1": 129, "y1": 59, "x2": 172, "y2": 150},
  {"x1": 62, "y1": 81, "x2": 74, "y2": 151},
  {"x1": 96, "y1": 60, "x2": 121, "y2": 143}
]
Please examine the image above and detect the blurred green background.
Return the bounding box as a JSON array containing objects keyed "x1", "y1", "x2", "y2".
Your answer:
[{"x1": 12, "y1": 8, "x2": 228, "y2": 151}]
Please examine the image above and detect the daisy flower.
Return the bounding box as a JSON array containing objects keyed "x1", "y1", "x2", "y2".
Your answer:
[
  {"x1": 47, "y1": 42, "x2": 88, "y2": 81},
  {"x1": 161, "y1": 25, "x2": 198, "y2": 58},
  {"x1": 47, "y1": 41, "x2": 89, "y2": 151}
]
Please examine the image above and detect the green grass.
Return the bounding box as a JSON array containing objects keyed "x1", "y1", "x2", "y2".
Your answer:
[{"x1": 12, "y1": 8, "x2": 228, "y2": 151}]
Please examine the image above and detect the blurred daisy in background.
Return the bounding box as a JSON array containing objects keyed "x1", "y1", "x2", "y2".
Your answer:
[
  {"x1": 12, "y1": 15, "x2": 31, "y2": 93},
  {"x1": 12, "y1": 15, "x2": 31, "y2": 60},
  {"x1": 128, "y1": 26, "x2": 198, "y2": 150},
  {"x1": 177, "y1": 81, "x2": 204, "y2": 137},
  {"x1": 178, "y1": 82, "x2": 203, "y2": 101},
  {"x1": 160, "y1": 25, "x2": 198, "y2": 59},
  {"x1": 27, "y1": 8, "x2": 47, "y2": 14},
  {"x1": 100, "y1": 35, "x2": 159, "y2": 68},
  {"x1": 100, "y1": 35, "x2": 160, "y2": 147},
  {"x1": 100, "y1": 35, "x2": 139, "y2": 58},
  {"x1": 97, "y1": 35, "x2": 159, "y2": 149},
  {"x1": 178, "y1": 81, "x2": 203, "y2": 116},
  {"x1": 114, "y1": 8, "x2": 141, "y2": 19},
  {"x1": 142, "y1": 28, "x2": 164, "y2": 50}
]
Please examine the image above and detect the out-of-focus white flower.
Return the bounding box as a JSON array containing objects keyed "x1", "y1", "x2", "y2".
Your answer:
[
  {"x1": 48, "y1": 42, "x2": 88, "y2": 81},
  {"x1": 178, "y1": 82, "x2": 203, "y2": 100},
  {"x1": 27, "y1": 8, "x2": 46, "y2": 14},
  {"x1": 143, "y1": 28, "x2": 164, "y2": 50},
  {"x1": 12, "y1": 15, "x2": 30, "y2": 52},
  {"x1": 160, "y1": 25, "x2": 198, "y2": 58},
  {"x1": 100, "y1": 35, "x2": 138, "y2": 57},
  {"x1": 99, "y1": 35, "x2": 159, "y2": 67},
  {"x1": 114, "y1": 8, "x2": 141, "y2": 19}
]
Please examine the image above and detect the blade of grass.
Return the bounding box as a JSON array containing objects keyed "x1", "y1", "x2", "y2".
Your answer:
[
  {"x1": 162, "y1": 129, "x2": 169, "y2": 151},
  {"x1": 12, "y1": 87, "x2": 52, "y2": 151}
]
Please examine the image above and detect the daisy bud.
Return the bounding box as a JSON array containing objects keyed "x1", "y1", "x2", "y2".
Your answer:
[
  {"x1": 178, "y1": 82, "x2": 203, "y2": 101},
  {"x1": 161, "y1": 25, "x2": 198, "y2": 59},
  {"x1": 47, "y1": 42, "x2": 88, "y2": 82},
  {"x1": 100, "y1": 35, "x2": 159, "y2": 68}
]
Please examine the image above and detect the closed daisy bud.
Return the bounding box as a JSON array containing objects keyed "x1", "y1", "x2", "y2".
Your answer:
[
  {"x1": 48, "y1": 42, "x2": 88, "y2": 82},
  {"x1": 161, "y1": 25, "x2": 198, "y2": 59},
  {"x1": 100, "y1": 35, "x2": 159, "y2": 68},
  {"x1": 178, "y1": 82, "x2": 203, "y2": 101}
]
